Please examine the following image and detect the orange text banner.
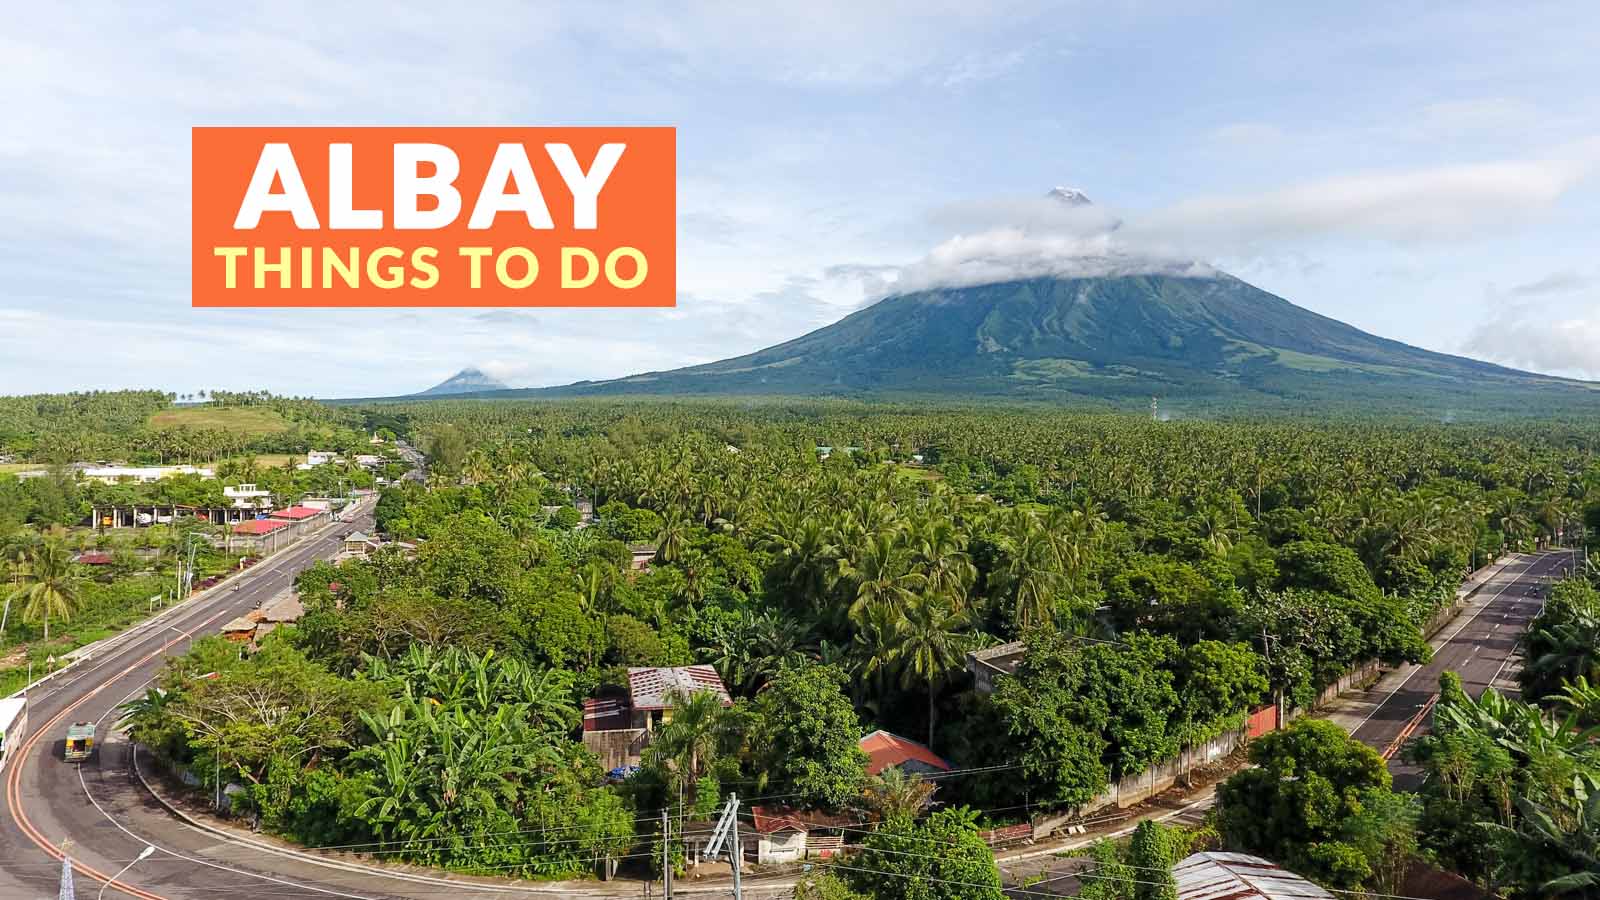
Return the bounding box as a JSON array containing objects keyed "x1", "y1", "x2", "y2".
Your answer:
[{"x1": 192, "y1": 126, "x2": 675, "y2": 307}]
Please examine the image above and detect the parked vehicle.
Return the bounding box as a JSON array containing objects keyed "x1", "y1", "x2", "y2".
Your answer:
[
  {"x1": 64, "y1": 722, "x2": 95, "y2": 763},
  {"x1": 0, "y1": 698, "x2": 27, "y2": 775}
]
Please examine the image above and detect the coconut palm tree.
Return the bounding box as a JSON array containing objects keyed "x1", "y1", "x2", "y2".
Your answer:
[
  {"x1": 892, "y1": 594, "x2": 974, "y2": 749},
  {"x1": 840, "y1": 531, "x2": 923, "y2": 623},
  {"x1": 644, "y1": 688, "x2": 735, "y2": 799},
  {"x1": 995, "y1": 511, "x2": 1064, "y2": 630},
  {"x1": 7, "y1": 538, "x2": 80, "y2": 643},
  {"x1": 859, "y1": 766, "x2": 937, "y2": 822}
]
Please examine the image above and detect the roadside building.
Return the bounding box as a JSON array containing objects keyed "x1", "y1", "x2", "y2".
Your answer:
[
  {"x1": 626, "y1": 665, "x2": 732, "y2": 729},
  {"x1": 249, "y1": 594, "x2": 307, "y2": 645},
  {"x1": 220, "y1": 616, "x2": 257, "y2": 643},
  {"x1": 82, "y1": 464, "x2": 214, "y2": 485},
  {"x1": 342, "y1": 530, "x2": 379, "y2": 556},
  {"x1": 229, "y1": 518, "x2": 292, "y2": 553},
  {"x1": 268, "y1": 505, "x2": 328, "y2": 538},
  {"x1": 627, "y1": 544, "x2": 658, "y2": 571},
  {"x1": 745, "y1": 807, "x2": 852, "y2": 865}
]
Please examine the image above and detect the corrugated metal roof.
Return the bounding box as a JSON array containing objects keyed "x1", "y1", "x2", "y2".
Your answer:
[
  {"x1": 1175, "y1": 852, "x2": 1334, "y2": 900},
  {"x1": 626, "y1": 665, "x2": 730, "y2": 710}
]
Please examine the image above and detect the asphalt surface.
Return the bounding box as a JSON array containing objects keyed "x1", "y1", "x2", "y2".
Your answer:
[
  {"x1": 0, "y1": 501, "x2": 413, "y2": 900},
  {"x1": 0, "y1": 493, "x2": 774, "y2": 900},
  {"x1": 1344, "y1": 550, "x2": 1575, "y2": 787},
  {"x1": 0, "y1": 534, "x2": 1572, "y2": 899}
]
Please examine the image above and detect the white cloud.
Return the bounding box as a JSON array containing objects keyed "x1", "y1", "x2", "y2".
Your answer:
[
  {"x1": 1510, "y1": 270, "x2": 1590, "y2": 296},
  {"x1": 1416, "y1": 97, "x2": 1541, "y2": 137},
  {"x1": 893, "y1": 229, "x2": 1213, "y2": 294},
  {"x1": 890, "y1": 144, "x2": 1600, "y2": 296},
  {"x1": 1464, "y1": 300, "x2": 1600, "y2": 378},
  {"x1": 1129, "y1": 143, "x2": 1600, "y2": 252}
]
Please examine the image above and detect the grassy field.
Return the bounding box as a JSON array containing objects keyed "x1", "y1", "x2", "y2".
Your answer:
[
  {"x1": 0, "y1": 463, "x2": 44, "y2": 474},
  {"x1": 149, "y1": 405, "x2": 291, "y2": 435}
]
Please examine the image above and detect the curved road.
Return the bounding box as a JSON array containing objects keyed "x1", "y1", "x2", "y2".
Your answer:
[
  {"x1": 0, "y1": 535, "x2": 1576, "y2": 898},
  {"x1": 0, "y1": 501, "x2": 450, "y2": 900}
]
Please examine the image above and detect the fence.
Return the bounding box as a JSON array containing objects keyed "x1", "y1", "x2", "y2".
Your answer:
[{"x1": 1027, "y1": 557, "x2": 1522, "y2": 839}]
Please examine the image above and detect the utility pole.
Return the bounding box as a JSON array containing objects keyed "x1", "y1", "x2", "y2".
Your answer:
[
  {"x1": 56, "y1": 843, "x2": 75, "y2": 900},
  {"x1": 661, "y1": 809, "x2": 672, "y2": 900},
  {"x1": 729, "y1": 793, "x2": 743, "y2": 900}
]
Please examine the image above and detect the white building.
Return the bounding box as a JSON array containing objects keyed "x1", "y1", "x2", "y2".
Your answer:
[
  {"x1": 296, "y1": 450, "x2": 341, "y2": 471},
  {"x1": 223, "y1": 483, "x2": 274, "y2": 510},
  {"x1": 82, "y1": 465, "x2": 215, "y2": 485}
]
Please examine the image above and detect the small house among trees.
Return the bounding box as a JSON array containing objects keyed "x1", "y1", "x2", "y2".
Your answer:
[
  {"x1": 859, "y1": 729, "x2": 951, "y2": 777},
  {"x1": 581, "y1": 665, "x2": 731, "y2": 769}
]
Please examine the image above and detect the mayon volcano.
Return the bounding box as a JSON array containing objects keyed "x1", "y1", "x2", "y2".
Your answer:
[
  {"x1": 417, "y1": 367, "x2": 508, "y2": 396},
  {"x1": 468, "y1": 191, "x2": 1598, "y2": 415}
]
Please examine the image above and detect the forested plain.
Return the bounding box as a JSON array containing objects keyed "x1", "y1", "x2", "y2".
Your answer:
[{"x1": 7, "y1": 395, "x2": 1599, "y2": 897}]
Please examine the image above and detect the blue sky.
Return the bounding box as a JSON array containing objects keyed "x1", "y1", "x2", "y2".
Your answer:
[{"x1": 4, "y1": 2, "x2": 1599, "y2": 396}]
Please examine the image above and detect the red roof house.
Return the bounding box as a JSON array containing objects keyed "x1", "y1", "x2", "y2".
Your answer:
[
  {"x1": 75, "y1": 552, "x2": 115, "y2": 566},
  {"x1": 747, "y1": 806, "x2": 854, "y2": 864},
  {"x1": 269, "y1": 506, "x2": 323, "y2": 521},
  {"x1": 859, "y1": 729, "x2": 953, "y2": 777}
]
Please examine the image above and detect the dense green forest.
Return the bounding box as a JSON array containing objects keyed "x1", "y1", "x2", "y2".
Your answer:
[{"x1": 106, "y1": 398, "x2": 1600, "y2": 895}]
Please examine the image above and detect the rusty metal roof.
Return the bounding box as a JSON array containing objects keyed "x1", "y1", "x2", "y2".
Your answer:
[
  {"x1": 626, "y1": 665, "x2": 730, "y2": 711},
  {"x1": 1175, "y1": 852, "x2": 1334, "y2": 900}
]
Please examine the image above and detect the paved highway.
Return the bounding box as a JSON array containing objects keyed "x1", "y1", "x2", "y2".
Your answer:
[
  {"x1": 1344, "y1": 550, "x2": 1575, "y2": 786},
  {"x1": 0, "y1": 494, "x2": 757, "y2": 900},
  {"x1": 0, "y1": 534, "x2": 1573, "y2": 898},
  {"x1": 0, "y1": 501, "x2": 418, "y2": 900}
]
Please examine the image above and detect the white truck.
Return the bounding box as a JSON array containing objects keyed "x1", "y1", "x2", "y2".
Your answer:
[{"x1": 0, "y1": 697, "x2": 27, "y2": 775}]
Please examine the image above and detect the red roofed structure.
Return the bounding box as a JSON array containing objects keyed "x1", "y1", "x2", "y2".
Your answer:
[
  {"x1": 269, "y1": 506, "x2": 323, "y2": 521},
  {"x1": 75, "y1": 552, "x2": 115, "y2": 566},
  {"x1": 232, "y1": 519, "x2": 290, "y2": 535},
  {"x1": 859, "y1": 729, "x2": 952, "y2": 776},
  {"x1": 747, "y1": 806, "x2": 854, "y2": 864}
]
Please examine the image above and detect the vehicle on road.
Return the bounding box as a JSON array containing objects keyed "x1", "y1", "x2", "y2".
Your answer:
[
  {"x1": 64, "y1": 722, "x2": 95, "y2": 763},
  {"x1": 0, "y1": 697, "x2": 26, "y2": 774}
]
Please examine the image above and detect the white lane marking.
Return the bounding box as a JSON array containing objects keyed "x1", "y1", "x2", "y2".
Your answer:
[
  {"x1": 65, "y1": 508, "x2": 507, "y2": 900},
  {"x1": 76, "y1": 707, "x2": 375, "y2": 899},
  {"x1": 1350, "y1": 554, "x2": 1553, "y2": 736}
]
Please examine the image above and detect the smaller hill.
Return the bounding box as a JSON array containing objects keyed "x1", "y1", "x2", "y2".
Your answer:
[{"x1": 418, "y1": 368, "x2": 508, "y2": 396}]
